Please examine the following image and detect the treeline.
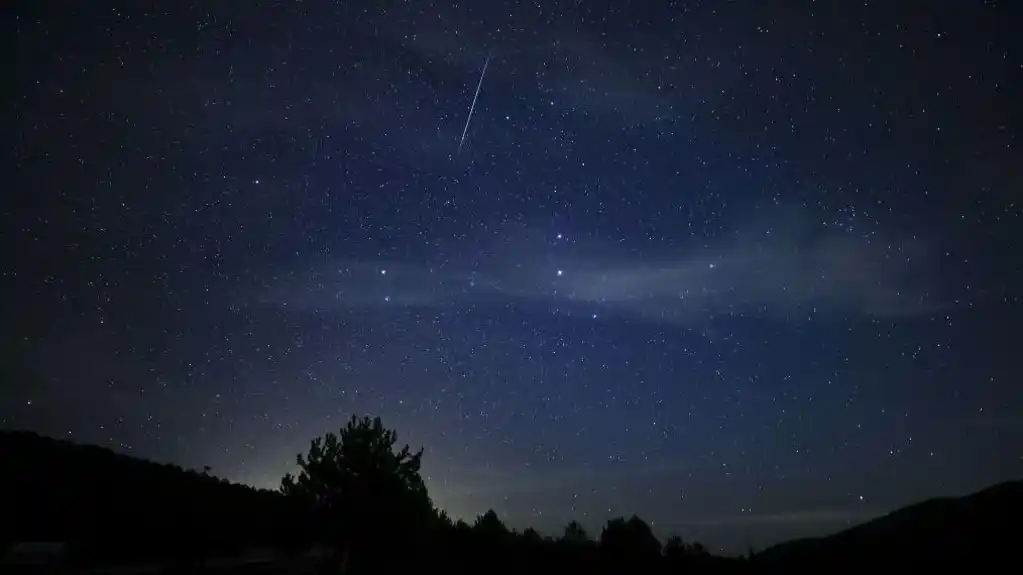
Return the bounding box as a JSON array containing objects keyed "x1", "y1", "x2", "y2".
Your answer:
[
  {"x1": 3, "y1": 423, "x2": 1019, "y2": 572},
  {"x1": 417, "y1": 512, "x2": 738, "y2": 575},
  {"x1": 277, "y1": 415, "x2": 742, "y2": 574},
  {"x1": 0, "y1": 425, "x2": 736, "y2": 572}
]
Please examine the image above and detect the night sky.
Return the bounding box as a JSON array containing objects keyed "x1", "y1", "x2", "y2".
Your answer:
[{"x1": 4, "y1": 0, "x2": 1022, "y2": 553}]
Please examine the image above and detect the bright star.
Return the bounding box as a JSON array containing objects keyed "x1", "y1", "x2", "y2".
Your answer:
[{"x1": 557, "y1": 269, "x2": 563, "y2": 277}]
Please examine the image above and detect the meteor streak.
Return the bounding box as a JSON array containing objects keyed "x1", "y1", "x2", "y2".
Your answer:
[{"x1": 457, "y1": 53, "x2": 491, "y2": 154}]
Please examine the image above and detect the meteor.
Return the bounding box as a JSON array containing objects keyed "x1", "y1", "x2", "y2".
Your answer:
[{"x1": 457, "y1": 53, "x2": 491, "y2": 154}]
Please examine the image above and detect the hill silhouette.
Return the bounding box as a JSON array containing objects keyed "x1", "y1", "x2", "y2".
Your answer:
[
  {"x1": 2, "y1": 427, "x2": 1019, "y2": 573},
  {"x1": 0, "y1": 430, "x2": 312, "y2": 567},
  {"x1": 753, "y1": 479, "x2": 1022, "y2": 570}
]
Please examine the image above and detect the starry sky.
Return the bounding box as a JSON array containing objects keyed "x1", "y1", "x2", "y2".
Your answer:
[{"x1": 4, "y1": 0, "x2": 1022, "y2": 553}]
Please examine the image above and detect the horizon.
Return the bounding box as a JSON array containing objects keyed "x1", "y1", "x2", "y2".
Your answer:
[{"x1": 3, "y1": 426, "x2": 996, "y2": 556}]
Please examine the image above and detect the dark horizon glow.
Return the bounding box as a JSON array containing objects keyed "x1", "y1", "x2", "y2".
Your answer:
[{"x1": 4, "y1": 0, "x2": 1021, "y2": 553}]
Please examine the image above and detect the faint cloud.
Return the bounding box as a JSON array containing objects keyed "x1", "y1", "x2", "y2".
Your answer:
[
  {"x1": 256, "y1": 207, "x2": 943, "y2": 325},
  {"x1": 532, "y1": 232, "x2": 939, "y2": 322}
]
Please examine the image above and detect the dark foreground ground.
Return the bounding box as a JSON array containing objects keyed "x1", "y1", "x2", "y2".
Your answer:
[{"x1": 7, "y1": 548, "x2": 333, "y2": 575}]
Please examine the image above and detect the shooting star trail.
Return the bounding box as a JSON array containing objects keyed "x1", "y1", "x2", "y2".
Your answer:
[{"x1": 458, "y1": 53, "x2": 491, "y2": 154}]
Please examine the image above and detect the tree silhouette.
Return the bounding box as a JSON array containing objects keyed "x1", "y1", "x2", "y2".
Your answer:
[
  {"x1": 280, "y1": 415, "x2": 434, "y2": 571},
  {"x1": 691, "y1": 540, "x2": 708, "y2": 556},
  {"x1": 473, "y1": 508, "x2": 510, "y2": 541},
  {"x1": 562, "y1": 520, "x2": 590, "y2": 544},
  {"x1": 435, "y1": 508, "x2": 454, "y2": 529},
  {"x1": 599, "y1": 515, "x2": 662, "y2": 566},
  {"x1": 664, "y1": 534, "x2": 713, "y2": 571},
  {"x1": 663, "y1": 534, "x2": 686, "y2": 558}
]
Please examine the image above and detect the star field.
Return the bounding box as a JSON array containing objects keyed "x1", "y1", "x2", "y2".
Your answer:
[{"x1": 4, "y1": 0, "x2": 1022, "y2": 553}]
